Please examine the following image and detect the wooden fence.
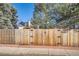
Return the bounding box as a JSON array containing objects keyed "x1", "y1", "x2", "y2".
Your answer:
[{"x1": 0, "y1": 29, "x2": 79, "y2": 47}]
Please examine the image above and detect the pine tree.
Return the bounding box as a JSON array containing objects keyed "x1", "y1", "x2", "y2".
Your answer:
[
  {"x1": 31, "y1": 3, "x2": 79, "y2": 29},
  {"x1": 0, "y1": 3, "x2": 18, "y2": 29}
]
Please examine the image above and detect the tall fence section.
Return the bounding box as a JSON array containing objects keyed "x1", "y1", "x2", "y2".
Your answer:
[{"x1": 0, "y1": 29, "x2": 79, "y2": 47}]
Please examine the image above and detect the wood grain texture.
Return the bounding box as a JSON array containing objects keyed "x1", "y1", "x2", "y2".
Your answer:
[{"x1": 0, "y1": 29, "x2": 79, "y2": 47}]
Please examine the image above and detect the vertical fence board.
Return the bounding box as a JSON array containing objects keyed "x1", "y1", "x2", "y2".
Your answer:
[
  {"x1": 29, "y1": 29, "x2": 33, "y2": 45},
  {"x1": 52, "y1": 29, "x2": 56, "y2": 46},
  {"x1": 11, "y1": 29, "x2": 13, "y2": 43},
  {"x1": 0, "y1": 29, "x2": 1, "y2": 44},
  {"x1": 1, "y1": 29, "x2": 4, "y2": 44},
  {"x1": 45, "y1": 29, "x2": 49, "y2": 45},
  {"x1": 62, "y1": 31, "x2": 68, "y2": 46},
  {"x1": 54, "y1": 29, "x2": 62, "y2": 46},
  {"x1": 37, "y1": 29, "x2": 43, "y2": 45},
  {"x1": 42, "y1": 29, "x2": 49, "y2": 45},
  {"x1": 15, "y1": 29, "x2": 20, "y2": 44},
  {"x1": 70, "y1": 30, "x2": 74, "y2": 47},
  {"x1": 73, "y1": 30, "x2": 78, "y2": 47},
  {"x1": 67, "y1": 30, "x2": 70, "y2": 46},
  {"x1": 41, "y1": 29, "x2": 44, "y2": 45},
  {"x1": 78, "y1": 31, "x2": 79, "y2": 47},
  {"x1": 23, "y1": 29, "x2": 29, "y2": 45},
  {"x1": 20, "y1": 29, "x2": 24, "y2": 45},
  {"x1": 33, "y1": 29, "x2": 39, "y2": 45},
  {"x1": 48, "y1": 29, "x2": 54, "y2": 46}
]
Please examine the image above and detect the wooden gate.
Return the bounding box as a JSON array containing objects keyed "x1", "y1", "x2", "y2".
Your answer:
[{"x1": 0, "y1": 29, "x2": 79, "y2": 47}]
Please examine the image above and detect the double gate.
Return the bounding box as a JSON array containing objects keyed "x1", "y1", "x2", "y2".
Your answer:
[{"x1": 0, "y1": 29, "x2": 79, "y2": 47}]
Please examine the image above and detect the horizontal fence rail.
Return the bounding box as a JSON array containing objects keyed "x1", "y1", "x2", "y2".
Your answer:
[{"x1": 0, "y1": 29, "x2": 79, "y2": 47}]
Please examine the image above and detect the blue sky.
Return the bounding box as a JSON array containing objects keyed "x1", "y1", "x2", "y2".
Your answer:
[{"x1": 12, "y1": 3, "x2": 34, "y2": 23}]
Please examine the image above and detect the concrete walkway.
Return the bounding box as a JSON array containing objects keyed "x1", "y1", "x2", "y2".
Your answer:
[{"x1": 0, "y1": 44, "x2": 79, "y2": 56}]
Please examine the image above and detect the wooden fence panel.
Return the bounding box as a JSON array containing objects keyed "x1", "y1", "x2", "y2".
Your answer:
[
  {"x1": 0, "y1": 29, "x2": 15, "y2": 44},
  {"x1": 11, "y1": 29, "x2": 15, "y2": 44},
  {"x1": 78, "y1": 31, "x2": 79, "y2": 47},
  {"x1": 6, "y1": 29, "x2": 10, "y2": 44},
  {"x1": 23, "y1": 29, "x2": 29, "y2": 45},
  {"x1": 41, "y1": 29, "x2": 49, "y2": 45},
  {"x1": 15, "y1": 29, "x2": 20, "y2": 44},
  {"x1": 44, "y1": 29, "x2": 49, "y2": 45},
  {"x1": 41, "y1": 29, "x2": 44, "y2": 45},
  {"x1": 0, "y1": 30, "x2": 1, "y2": 44},
  {"x1": 37, "y1": 29, "x2": 43, "y2": 45},
  {"x1": 62, "y1": 31, "x2": 68, "y2": 46},
  {"x1": 29, "y1": 29, "x2": 33, "y2": 45},
  {"x1": 8, "y1": 29, "x2": 15, "y2": 44},
  {"x1": 67, "y1": 30, "x2": 70, "y2": 46},
  {"x1": 67, "y1": 30, "x2": 74, "y2": 47},
  {"x1": 73, "y1": 30, "x2": 78, "y2": 47},
  {"x1": 48, "y1": 29, "x2": 54, "y2": 46},
  {"x1": 1, "y1": 29, "x2": 5, "y2": 44},
  {"x1": 70, "y1": 30, "x2": 74, "y2": 47},
  {"x1": 54, "y1": 29, "x2": 62, "y2": 46},
  {"x1": 33, "y1": 29, "x2": 39, "y2": 45},
  {"x1": 0, "y1": 29, "x2": 79, "y2": 47},
  {"x1": 20, "y1": 29, "x2": 23, "y2": 45}
]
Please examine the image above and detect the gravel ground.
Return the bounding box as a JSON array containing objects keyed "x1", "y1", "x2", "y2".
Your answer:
[{"x1": 0, "y1": 44, "x2": 79, "y2": 56}]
